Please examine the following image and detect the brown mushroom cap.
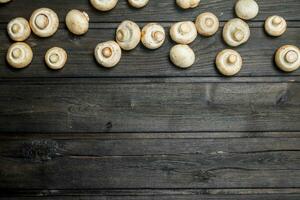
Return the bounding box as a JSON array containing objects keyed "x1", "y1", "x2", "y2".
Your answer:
[
  {"x1": 195, "y1": 12, "x2": 219, "y2": 36},
  {"x1": 170, "y1": 21, "x2": 197, "y2": 44},
  {"x1": 128, "y1": 0, "x2": 149, "y2": 8},
  {"x1": 6, "y1": 42, "x2": 33, "y2": 69},
  {"x1": 141, "y1": 23, "x2": 165, "y2": 49},
  {"x1": 176, "y1": 0, "x2": 200, "y2": 9},
  {"x1": 45, "y1": 47, "x2": 68, "y2": 70},
  {"x1": 170, "y1": 44, "x2": 195, "y2": 68},
  {"x1": 95, "y1": 41, "x2": 122, "y2": 68},
  {"x1": 116, "y1": 20, "x2": 141, "y2": 51},
  {"x1": 90, "y1": 0, "x2": 118, "y2": 11},
  {"x1": 235, "y1": 0, "x2": 259, "y2": 20},
  {"x1": 30, "y1": 8, "x2": 59, "y2": 38},
  {"x1": 265, "y1": 15, "x2": 287, "y2": 37},
  {"x1": 7, "y1": 17, "x2": 31, "y2": 41},
  {"x1": 216, "y1": 49, "x2": 243, "y2": 76},
  {"x1": 223, "y1": 18, "x2": 250, "y2": 47},
  {"x1": 66, "y1": 9, "x2": 89, "y2": 35},
  {"x1": 275, "y1": 45, "x2": 300, "y2": 72}
]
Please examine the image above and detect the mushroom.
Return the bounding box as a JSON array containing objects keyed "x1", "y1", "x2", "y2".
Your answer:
[
  {"x1": 0, "y1": 0, "x2": 11, "y2": 3},
  {"x1": 7, "y1": 17, "x2": 31, "y2": 41},
  {"x1": 235, "y1": 0, "x2": 259, "y2": 20},
  {"x1": 116, "y1": 20, "x2": 141, "y2": 51},
  {"x1": 6, "y1": 42, "x2": 33, "y2": 69},
  {"x1": 216, "y1": 49, "x2": 243, "y2": 76},
  {"x1": 94, "y1": 41, "x2": 122, "y2": 68},
  {"x1": 170, "y1": 44, "x2": 195, "y2": 68},
  {"x1": 66, "y1": 9, "x2": 89, "y2": 35},
  {"x1": 195, "y1": 12, "x2": 219, "y2": 37},
  {"x1": 275, "y1": 45, "x2": 300, "y2": 72},
  {"x1": 141, "y1": 23, "x2": 165, "y2": 49},
  {"x1": 223, "y1": 18, "x2": 250, "y2": 47},
  {"x1": 30, "y1": 8, "x2": 59, "y2": 38},
  {"x1": 128, "y1": 0, "x2": 149, "y2": 8},
  {"x1": 90, "y1": 0, "x2": 118, "y2": 11},
  {"x1": 45, "y1": 47, "x2": 68, "y2": 70},
  {"x1": 176, "y1": 0, "x2": 200, "y2": 9},
  {"x1": 170, "y1": 21, "x2": 197, "y2": 44},
  {"x1": 265, "y1": 15, "x2": 287, "y2": 37}
]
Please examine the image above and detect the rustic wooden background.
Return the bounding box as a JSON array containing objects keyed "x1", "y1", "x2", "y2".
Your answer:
[{"x1": 0, "y1": 0, "x2": 300, "y2": 199}]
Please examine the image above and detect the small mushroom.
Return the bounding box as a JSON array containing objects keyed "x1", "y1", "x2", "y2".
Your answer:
[
  {"x1": 235, "y1": 0, "x2": 259, "y2": 20},
  {"x1": 223, "y1": 18, "x2": 250, "y2": 47},
  {"x1": 45, "y1": 47, "x2": 68, "y2": 70},
  {"x1": 141, "y1": 23, "x2": 165, "y2": 49},
  {"x1": 94, "y1": 41, "x2": 122, "y2": 68},
  {"x1": 128, "y1": 0, "x2": 149, "y2": 8},
  {"x1": 265, "y1": 15, "x2": 287, "y2": 37},
  {"x1": 0, "y1": 0, "x2": 11, "y2": 3},
  {"x1": 170, "y1": 44, "x2": 195, "y2": 68},
  {"x1": 275, "y1": 45, "x2": 300, "y2": 72},
  {"x1": 176, "y1": 0, "x2": 200, "y2": 9},
  {"x1": 116, "y1": 20, "x2": 141, "y2": 51},
  {"x1": 170, "y1": 21, "x2": 197, "y2": 44},
  {"x1": 7, "y1": 17, "x2": 31, "y2": 41},
  {"x1": 30, "y1": 8, "x2": 59, "y2": 37},
  {"x1": 66, "y1": 9, "x2": 89, "y2": 35},
  {"x1": 90, "y1": 0, "x2": 118, "y2": 11},
  {"x1": 195, "y1": 12, "x2": 219, "y2": 37},
  {"x1": 6, "y1": 42, "x2": 33, "y2": 69},
  {"x1": 216, "y1": 49, "x2": 243, "y2": 76}
]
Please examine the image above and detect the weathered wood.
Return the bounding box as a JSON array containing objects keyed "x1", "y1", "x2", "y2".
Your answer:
[{"x1": 0, "y1": 0, "x2": 300, "y2": 23}]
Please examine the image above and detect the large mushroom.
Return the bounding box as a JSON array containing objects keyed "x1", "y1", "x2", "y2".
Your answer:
[
  {"x1": 170, "y1": 44, "x2": 195, "y2": 68},
  {"x1": 128, "y1": 0, "x2": 149, "y2": 8},
  {"x1": 116, "y1": 20, "x2": 141, "y2": 51},
  {"x1": 6, "y1": 42, "x2": 33, "y2": 69},
  {"x1": 195, "y1": 12, "x2": 219, "y2": 37},
  {"x1": 235, "y1": 0, "x2": 259, "y2": 20},
  {"x1": 90, "y1": 0, "x2": 118, "y2": 11},
  {"x1": 170, "y1": 21, "x2": 197, "y2": 44},
  {"x1": 94, "y1": 41, "x2": 122, "y2": 68},
  {"x1": 66, "y1": 9, "x2": 89, "y2": 35},
  {"x1": 275, "y1": 45, "x2": 300, "y2": 72},
  {"x1": 265, "y1": 15, "x2": 287, "y2": 37},
  {"x1": 141, "y1": 23, "x2": 165, "y2": 49},
  {"x1": 223, "y1": 18, "x2": 250, "y2": 47},
  {"x1": 30, "y1": 8, "x2": 59, "y2": 38},
  {"x1": 45, "y1": 47, "x2": 68, "y2": 70},
  {"x1": 216, "y1": 49, "x2": 243, "y2": 76},
  {"x1": 0, "y1": 0, "x2": 12, "y2": 3},
  {"x1": 176, "y1": 0, "x2": 200, "y2": 9},
  {"x1": 7, "y1": 17, "x2": 31, "y2": 41}
]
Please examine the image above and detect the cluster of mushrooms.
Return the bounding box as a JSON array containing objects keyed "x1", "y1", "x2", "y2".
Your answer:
[{"x1": 2, "y1": 0, "x2": 300, "y2": 75}]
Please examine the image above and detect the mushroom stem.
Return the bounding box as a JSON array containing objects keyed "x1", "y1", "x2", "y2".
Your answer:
[
  {"x1": 228, "y1": 54, "x2": 237, "y2": 64},
  {"x1": 12, "y1": 48, "x2": 22, "y2": 58},
  {"x1": 49, "y1": 53, "x2": 59, "y2": 64},
  {"x1": 285, "y1": 50, "x2": 298, "y2": 63},
  {"x1": 152, "y1": 31, "x2": 164, "y2": 42},
  {"x1": 35, "y1": 14, "x2": 49, "y2": 29},
  {"x1": 233, "y1": 29, "x2": 244, "y2": 41},
  {"x1": 272, "y1": 16, "x2": 282, "y2": 25},
  {"x1": 179, "y1": 23, "x2": 191, "y2": 34},
  {"x1": 102, "y1": 47, "x2": 112, "y2": 58}
]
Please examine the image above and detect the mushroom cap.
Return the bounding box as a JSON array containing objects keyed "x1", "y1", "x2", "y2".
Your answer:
[
  {"x1": 216, "y1": 49, "x2": 243, "y2": 76},
  {"x1": 275, "y1": 45, "x2": 300, "y2": 72},
  {"x1": 90, "y1": 0, "x2": 118, "y2": 11},
  {"x1": 7, "y1": 17, "x2": 31, "y2": 41},
  {"x1": 128, "y1": 0, "x2": 149, "y2": 8},
  {"x1": 223, "y1": 18, "x2": 250, "y2": 47},
  {"x1": 141, "y1": 23, "x2": 165, "y2": 49},
  {"x1": 30, "y1": 8, "x2": 59, "y2": 38},
  {"x1": 66, "y1": 9, "x2": 89, "y2": 35},
  {"x1": 195, "y1": 12, "x2": 219, "y2": 36},
  {"x1": 94, "y1": 41, "x2": 122, "y2": 68},
  {"x1": 0, "y1": 0, "x2": 12, "y2": 3},
  {"x1": 6, "y1": 42, "x2": 33, "y2": 69},
  {"x1": 170, "y1": 21, "x2": 197, "y2": 44},
  {"x1": 235, "y1": 0, "x2": 259, "y2": 20},
  {"x1": 265, "y1": 15, "x2": 287, "y2": 37},
  {"x1": 176, "y1": 0, "x2": 200, "y2": 9},
  {"x1": 45, "y1": 47, "x2": 68, "y2": 70},
  {"x1": 116, "y1": 20, "x2": 141, "y2": 51},
  {"x1": 170, "y1": 44, "x2": 195, "y2": 68}
]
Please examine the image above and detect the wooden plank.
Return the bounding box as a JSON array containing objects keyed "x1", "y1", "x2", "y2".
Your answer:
[
  {"x1": 0, "y1": 80, "x2": 299, "y2": 133},
  {"x1": 0, "y1": 0, "x2": 300, "y2": 23},
  {"x1": 0, "y1": 27, "x2": 300, "y2": 78},
  {"x1": 0, "y1": 137, "x2": 299, "y2": 189}
]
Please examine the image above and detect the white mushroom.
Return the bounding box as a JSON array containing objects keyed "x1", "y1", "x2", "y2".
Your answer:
[
  {"x1": 0, "y1": 0, "x2": 11, "y2": 3},
  {"x1": 116, "y1": 20, "x2": 141, "y2": 51},
  {"x1": 7, "y1": 17, "x2": 31, "y2": 41},
  {"x1": 195, "y1": 12, "x2": 219, "y2": 37},
  {"x1": 6, "y1": 42, "x2": 33, "y2": 69},
  {"x1": 170, "y1": 21, "x2": 197, "y2": 44},
  {"x1": 30, "y1": 8, "x2": 59, "y2": 38},
  {"x1": 141, "y1": 23, "x2": 165, "y2": 49},
  {"x1": 216, "y1": 49, "x2": 243, "y2": 76},
  {"x1": 235, "y1": 0, "x2": 259, "y2": 20},
  {"x1": 275, "y1": 45, "x2": 300, "y2": 72},
  {"x1": 265, "y1": 15, "x2": 287, "y2": 37},
  {"x1": 94, "y1": 41, "x2": 122, "y2": 68},
  {"x1": 66, "y1": 9, "x2": 89, "y2": 35},
  {"x1": 90, "y1": 0, "x2": 118, "y2": 11},
  {"x1": 128, "y1": 0, "x2": 149, "y2": 8},
  {"x1": 176, "y1": 0, "x2": 200, "y2": 9},
  {"x1": 45, "y1": 47, "x2": 68, "y2": 70},
  {"x1": 223, "y1": 18, "x2": 250, "y2": 47},
  {"x1": 170, "y1": 44, "x2": 195, "y2": 68}
]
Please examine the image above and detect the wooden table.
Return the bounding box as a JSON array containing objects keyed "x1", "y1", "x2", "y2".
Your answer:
[{"x1": 0, "y1": 0, "x2": 300, "y2": 199}]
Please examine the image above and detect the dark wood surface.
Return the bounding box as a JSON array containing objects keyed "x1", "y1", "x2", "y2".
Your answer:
[{"x1": 0, "y1": 0, "x2": 300, "y2": 199}]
